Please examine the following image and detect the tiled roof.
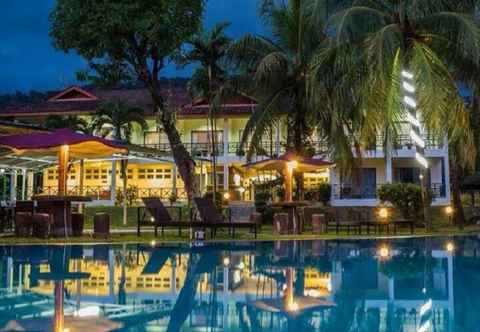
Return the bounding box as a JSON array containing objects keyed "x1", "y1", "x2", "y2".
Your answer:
[{"x1": 0, "y1": 85, "x2": 257, "y2": 118}]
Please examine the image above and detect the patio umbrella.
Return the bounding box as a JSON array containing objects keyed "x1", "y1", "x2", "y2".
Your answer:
[
  {"x1": 243, "y1": 151, "x2": 332, "y2": 202},
  {"x1": 0, "y1": 128, "x2": 127, "y2": 195}
]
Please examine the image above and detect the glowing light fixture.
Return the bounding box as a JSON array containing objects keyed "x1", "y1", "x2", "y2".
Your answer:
[
  {"x1": 445, "y1": 206, "x2": 454, "y2": 216},
  {"x1": 402, "y1": 81, "x2": 416, "y2": 93},
  {"x1": 287, "y1": 160, "x2": 298, "y2": 173},
  {"x1": 238, "y1": 187, "x2": 246, "y2": 194},
  {"x1": 415, "y1": 153, "x2": 429, "y2": 169},
  {"x1": 401, "y1": 70, "x2": 414, "y2": 79},
  {"x1": 223, "y1": 192, "x2": 231, "y2": 200},
  {"x1": 379, "y1": 208, "x2": 389, "y2": 219},
  {"x1": 150, "y1": 240, "x2": 156, "y2": 247},
  {"x1": 410, "y1": 130, "x2": 426, "y2": 148},
  {"x1": 223, "y1": 257, "x2": 230, "y2": 267},
  {"x1": 404, "y1": 96, "x2": 417, "y2": 108},
  {"x1": 378, "y1": 245, "x2": 390, "y2": 259}
]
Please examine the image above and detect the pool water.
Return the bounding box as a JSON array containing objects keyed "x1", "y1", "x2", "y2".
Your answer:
[{"x1": 0, "y1": 236, "x2": 477, "y2": 331}]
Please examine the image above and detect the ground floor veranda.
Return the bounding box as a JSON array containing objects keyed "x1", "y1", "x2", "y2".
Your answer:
[{"x1": 0, "y1": 153, "x2": 450, "y2": 207}]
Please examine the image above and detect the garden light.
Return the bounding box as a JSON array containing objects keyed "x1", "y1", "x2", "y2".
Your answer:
[
  {"x1": 445, "y1": 206, "x2": 453, "y2": 215},
  {"x1": 379, "y1": 207, "x2": 389, "y2": 219}
]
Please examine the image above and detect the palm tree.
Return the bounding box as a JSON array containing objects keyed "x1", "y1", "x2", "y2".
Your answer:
[
  {"x1": 181, "y1": 22, "x2": 233, "y2": 198},
  {"x1": 321, "y1": 0, "x2": 480, "y2": 229},
  {"x1": 93, "y1": 101, "x2": 147, "y2": 225},
  {"x1": 45, "y1": 115, "x2": 93, "y2": 133}
]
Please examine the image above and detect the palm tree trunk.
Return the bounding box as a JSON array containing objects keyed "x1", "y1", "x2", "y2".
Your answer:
[{"x1": 148, "y1": 89, "x2": 200, "y2": 202}]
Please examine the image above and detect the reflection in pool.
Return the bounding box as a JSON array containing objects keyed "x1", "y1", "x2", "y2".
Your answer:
[{"x1": 0, "y1": 236, "x2": 477, "y2": 331}]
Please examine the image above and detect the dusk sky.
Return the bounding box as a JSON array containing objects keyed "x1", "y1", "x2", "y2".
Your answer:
[{"x1": 0, "y1": 0, "x2": 266, "y2": 93}]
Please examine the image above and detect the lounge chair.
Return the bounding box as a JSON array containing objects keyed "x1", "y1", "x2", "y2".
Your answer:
[
  {"x1": 137, "y1": 197, "x2": 200, "y2": 237},
  {"x1": 194, "y1": 197, "x2": 258, "y2": 238},
  {"x1": 325, "y1": 208, "x2": 361, "y2": 234}
]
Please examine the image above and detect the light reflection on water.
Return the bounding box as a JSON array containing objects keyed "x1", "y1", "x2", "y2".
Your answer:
[{"x1": 0, "y1": 236, "x2": 476, "y2": 331}]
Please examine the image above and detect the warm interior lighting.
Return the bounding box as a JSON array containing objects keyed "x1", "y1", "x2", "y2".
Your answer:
[
  {"x1": 238, "y1": 187, "x2": 246, "y2": 193},
  {"x1": 223, "y1": 192, "x2": 231, "y2": 200},
  {"x1": 233, "y1": 174, "x2": 241, "y2": 186}
]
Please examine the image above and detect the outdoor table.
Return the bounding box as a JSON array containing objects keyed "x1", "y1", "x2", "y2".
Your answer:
[
  {"x1": 33, "y1": 195, "x2": 92, "y2": 237},
  {"x1": 268, "y1": 201, "x2": 309, "y2": 234}
]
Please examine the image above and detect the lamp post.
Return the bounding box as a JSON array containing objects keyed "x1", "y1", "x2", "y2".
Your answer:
[
  {"x1": 401, "y1": 70, "x2": 430, "y2": 228},
  {"x1": 445, "y1": 206, "x2": 454, "y2": 225}
]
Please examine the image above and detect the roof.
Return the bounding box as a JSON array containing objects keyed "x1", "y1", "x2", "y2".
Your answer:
[{"x1": 0, "y1": 85, "x2": 257, "y2": 118}]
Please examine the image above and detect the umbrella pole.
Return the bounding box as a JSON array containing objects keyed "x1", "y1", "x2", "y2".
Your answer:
[
  {"x1": 53, "y1": 280, "x2": 65, "y2": 332},
  {"x1": 284, "y1": 164, "x2": 293, "y2": 202},
  {"x1": 58, "y1": 145, "x2": 69, "y2": 196},
  {"x1": 284, "y1": 267, "x2": 294, "y2": 310}
]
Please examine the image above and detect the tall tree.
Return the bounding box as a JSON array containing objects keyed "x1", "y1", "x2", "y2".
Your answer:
[
  {"x1": 50, "y1": 0, "x2": 206, "y2": 201},
  {"x1": 323, "y1": 0, "x2": 480, "y2": 229},
  {"x1": 181, "y1": 22, "x2": 233, "y2": 198}
]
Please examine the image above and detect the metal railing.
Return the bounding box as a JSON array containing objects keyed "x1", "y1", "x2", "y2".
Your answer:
[{"x1": 333, "y1": 182, "x2": 447, "y2": 200}]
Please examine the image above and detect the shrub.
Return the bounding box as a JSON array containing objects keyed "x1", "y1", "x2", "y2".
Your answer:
[
  {"x1": 377, "y1": 183, "x2": 431, "y2": 219},
  {"x1": 115, "y1": 186, "x2": 138, "y2": 207},
  {"x1": 203, "y1": 192, "x2": 224, "y2": 208},
  {"x1": 317, "y1": 183, "x2": 331, "y2": 205},
  {"x1": 254, "y1": 191, "x2": 271, "y2": 214}
]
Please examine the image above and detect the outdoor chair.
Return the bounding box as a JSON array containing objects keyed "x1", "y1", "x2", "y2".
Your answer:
[
  {"x1": 14, "y1": 212, "x2": 33, "y2": 237},
  {"x1": 14, "y1": 201, "x2": 35, "y2": 215},
  {"x1": 93, "y1": 213, "x2": 110, "y2": 238},
  {"x1": 71, "y1": 212, "x2": 84, "y2": 237},
  {"x1": 32, "y1": 213, "x2": 53, "y2": 238},
  {"x1": 137, "y1": 197, "x2": 197, "y2": 237},
  {"x1": 194, "y1": 197, "x2": 258, "y2": 238},
  {"x1": 325, "y1": 208, "x2": 361, "y2": 234}
]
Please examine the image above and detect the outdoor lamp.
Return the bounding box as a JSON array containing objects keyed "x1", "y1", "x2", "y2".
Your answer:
[
  {"x1": 287, "y1": 160, "x2": 298, "y2": 173},
  {"x1": 238, "y1": 187, "x2": 246, "y2": 194},
  {"x1": 445, "y1": 206, "x2": 454, "y2": 225},
  {"x1": 379, "y1": 207, "x2": 389, "y2": 220}
]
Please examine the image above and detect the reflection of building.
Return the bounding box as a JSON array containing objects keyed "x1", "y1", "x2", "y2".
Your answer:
[
  {"x1": 0, "y1": 85, "x2": 449, "y2": 206},
  {"x1": 0, "y1": 242, "x2": 458, "y2": 331}
]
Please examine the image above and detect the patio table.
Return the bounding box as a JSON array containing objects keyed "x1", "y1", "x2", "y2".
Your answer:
[
  {"x1": 268, "y1": 201, "x2": 309, "y2": 234},
  {"x1": 33, "y1": 195, "x2": 92, "y2": 237}
]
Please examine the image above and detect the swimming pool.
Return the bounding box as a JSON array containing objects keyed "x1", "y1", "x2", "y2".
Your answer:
[{"x1": 0, "y1": 236, "x2": 476, "y2": 331}]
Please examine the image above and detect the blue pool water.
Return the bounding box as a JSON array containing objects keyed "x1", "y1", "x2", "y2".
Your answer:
[{"x1": 0, "y1": 236, "x2": 476, "y2": 331}]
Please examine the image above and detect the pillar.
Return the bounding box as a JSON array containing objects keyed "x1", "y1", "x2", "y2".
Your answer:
[
  {"x1": 6, "y1": 257, "x2": 13, "y2": 292},
  {"x1": 223, "y1": 118, "x2": 229, "y2": 157},
  {"x1": 21, "y1": 169, "x2": 27, "y2": 200},
  {"x1": 386, "y1": 155, "x2": 393, "y2": 184},
  {"x1": 171, "y1": 256, "x2": 177, "y2": 295},
  {"x1": 223, "y1": 163, "x2": 229, "y2": 193},
  {"x1": 26, "y1": 170, "x2": 34, "y2": 199},
  {"x1": 58, "y1": 145, "x2": 69, "y2": 196},
  {"x1": 110, "y1": 160, "x2": 117, "y2": 205},
  {"x1": 275, "y1": 124, "x2": 281, "y2": 156},
  {"x1": 9, "y1": 170, "x2": 17, "y2": 203},
  {"x1": 172, "y1": 166, "x2": 177, "y2": 197}
]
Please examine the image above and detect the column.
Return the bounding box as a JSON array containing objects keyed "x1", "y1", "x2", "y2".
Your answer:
[
  {"x1": 172, "y1": 166, "x2": 177, "y2": 197},
  {"x1": 223, "y1": 163, "x2": 229, "y2": 193},
  {"x1": 21, "y1": 169, "x2": 27, "y2": 200},
  {"x1": 223, "y1": 118, "x2": 229, "y2": 158},
  {"x1": 386, "y1": 155, "x2": 393, "y2": 184},
  {"x1": 110, "y1": 161, "x2": 117, "y2": 205},
  {"x1": 330, "y1": 168, "x2": 337, "y2": 203},
  {"x1": 171, "y1": 256, "x2": 177, "y2": 295},
  {"x1": 275, "y1": 124, "x2": 281, "y2": 156},
  {"x1": 17, "y1": 264, "x2": 23, "y2": 295},
  {"x1": 26, "y1": 171, "x2": 34, "y2": 199},
  {"x1": 10, "y1": 170, "x2": 17, "y2": 203}
]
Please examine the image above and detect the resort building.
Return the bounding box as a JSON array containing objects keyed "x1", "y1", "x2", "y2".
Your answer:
[{"x1": 0, "y1": 84, "x2": 450, "y2": 206}]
